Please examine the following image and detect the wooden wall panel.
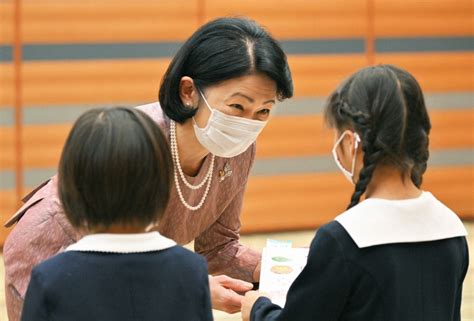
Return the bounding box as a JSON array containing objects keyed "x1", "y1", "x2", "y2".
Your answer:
[
  {"x1": 6, "y1": 55, "x2": 365, "y2": 106},
  {"x1": 0, "y1": 190, "x2": 17, "y2": 242},
  {"x1": 375, "y1": 53, "x2": 474, "y2": 92},
  {"x1": 288, "y1": 54, "x2": 367, "y2": 97},
  {"x1": 241, "y1": 165, "x2": 474, "y2": 233},
  {"x1": 2, "y1": 0, "x2": 199, "y2": 43},
  {"x1": 0, "y1": 109, "x2": 471, "y2": 169},
  {"x1": 374, "y1": 0, "x2": 473, "y2": 37},
  {"x1": 0, "y1": 1, "x2": 12, "y2": 45},
  {"x1": 257, "y1": 115, "x2": 330, "y2": 159},
  {"x1": 20, "y1": 59, "x2": 169, "y2": 105},
  {"x1": 21, "y1": 124, "x2": 69, "y2": 168},
  {"x1": 257, "y1": 109, "x2": 474, "y2": 158},
  {"x1": 0, "y1": 125, "x2": 14, "y2": 171},
  {"x1": 0, "y1": 63, "x2": 13, "y2": 107},
  {"x1": 0, "y1": 124, "x2": 68, "y2": 169},
  {"x1": 242, "y1": 172, "x2": 351, "y2": 233},
  {"x1": 2, "y1": 52, "x2": 471, "y2": 110},
  {"x1": 205, "y1": 0, "x2": 367, "y2": 39},
  {"x1": 430, "y1": 109, "x2": 474, "y2": 150},
  {"x1": 423, "y1": 166, "x2": 474, "y2": 216},
  {"x1": 3, "y1": 0, "x2": 471, "y2": 43}
]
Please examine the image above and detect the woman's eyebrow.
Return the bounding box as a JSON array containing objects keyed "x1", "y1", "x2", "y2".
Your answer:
[
  {"x1": 227, "y1": 92, "x2": 276, "y2": 105},
  {"x1": 263, "y1": 99, "x2": 276, "y2": 105},
  {"x1": 228, "y1": 92, "x2": 255, "y2": 102}
]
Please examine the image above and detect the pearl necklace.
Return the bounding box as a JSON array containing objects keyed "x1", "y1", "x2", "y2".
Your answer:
[{"x1": 170, "y1": 120, "x2": 215, "y2": 211}]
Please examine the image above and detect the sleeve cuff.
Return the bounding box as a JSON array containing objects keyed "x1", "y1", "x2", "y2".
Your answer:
[{"x1": 251, "y1": 296, "x2": 282, "y2": 321}]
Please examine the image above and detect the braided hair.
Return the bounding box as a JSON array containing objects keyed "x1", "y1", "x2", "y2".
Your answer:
[
  {"x1": 324, "y1": 65, "x2": 431, "y2": 209},
  {"x1": 388, "y1": 65, "x2": 431, "y2": 187}
]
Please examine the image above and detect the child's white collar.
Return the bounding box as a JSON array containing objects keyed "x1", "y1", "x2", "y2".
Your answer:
[
  {"x1": 335, "y1": 192, "x2": 468, "y2": 248},
  {"x1": 65, "y1": 231, "x2": 176, "y2": 253}
]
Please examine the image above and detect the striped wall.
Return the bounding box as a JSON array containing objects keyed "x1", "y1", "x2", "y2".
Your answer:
[{"x1": 0, "y1": 0, "x2": 473, "y2": 244}]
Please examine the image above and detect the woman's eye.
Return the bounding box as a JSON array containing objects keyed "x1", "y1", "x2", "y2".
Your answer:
[
  {"x1": 229, "y1": 104, "x2": 244, "y2": 110},
  {"x1": 259, "y1": 109, "x2": 270, "y2": 115}
]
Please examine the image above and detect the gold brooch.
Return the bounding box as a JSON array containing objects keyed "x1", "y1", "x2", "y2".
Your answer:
[{"x1": 219, "y1": 163, "x2": 232, "y2": 182}]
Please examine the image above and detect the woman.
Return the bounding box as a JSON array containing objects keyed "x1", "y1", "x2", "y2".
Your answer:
[
  {"x1": 241, "y1": 65, "x2": 468, "y2": 321},
  {"x1": 4, "y1": 17, "x2": 293, "y2": 321}
]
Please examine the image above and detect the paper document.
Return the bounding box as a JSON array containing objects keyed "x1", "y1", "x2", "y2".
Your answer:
[{"x1": 259, "y1": 239, "x2": 309, "y2": 307}]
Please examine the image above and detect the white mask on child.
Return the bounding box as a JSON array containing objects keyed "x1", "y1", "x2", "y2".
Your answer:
[
  {"x1": 193, "y1": 91, "x2": 267, "y2": 158},
  {"x1": 332, "y1": 131, "x2": 361, "y2": 184}
]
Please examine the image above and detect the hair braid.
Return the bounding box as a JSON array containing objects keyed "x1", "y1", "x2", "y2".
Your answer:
[
  {"x1": 387, "y1": 65, "x2": 432, "y2": 188},
  {"x1": 336, "y1": 98, "x2": 369, "y2": 128},
  {"x1": 338, "y1": 99, "x2": 383, "y2": 209},
  {"x1": 347, "y1": 127, "x2": 384, "y2": 209},
  {"x1": 409, "y1": 99, "x2": 431, "y2": 188},
  {"x1": 409, "y1": 129, "x2": 430, "y2": 187}
]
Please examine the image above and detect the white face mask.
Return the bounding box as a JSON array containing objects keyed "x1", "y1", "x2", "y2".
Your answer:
[
  {"x1": 193, "y1": 90, "x2": 267, "y2": 158},
  {"x1": 332, "y1": 131, "x2": 361, "y2": 184}
]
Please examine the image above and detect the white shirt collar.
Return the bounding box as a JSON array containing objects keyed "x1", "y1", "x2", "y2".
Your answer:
[
  {"x1": 65, "y1": 231, "x2": 176, "y2": 253},
  {"x1": 335, "y1": 192, "x2": 468, "y2": 248}
]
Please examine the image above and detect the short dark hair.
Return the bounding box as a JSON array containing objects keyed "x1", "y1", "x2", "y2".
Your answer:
[
  {"x1": 58, "y1": 107, "x2": 173, "y2": 230},
  {"x1": 159, "y1": 17, "x2": 294, "y2": 123},
  {"x1": 324, "y1": 64, "x2": 431, "y2": 209}
]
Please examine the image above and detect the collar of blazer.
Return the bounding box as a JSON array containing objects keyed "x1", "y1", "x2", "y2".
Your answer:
[
  {"x1": 65, "y1": 231, "x2": 176, "y2": 253},
  {"x1": 4, "y1": 178, "x2": 54, "y2": 228},
  {"x1": 335, "y1": 191, "x2": 468, "y2": 248}
]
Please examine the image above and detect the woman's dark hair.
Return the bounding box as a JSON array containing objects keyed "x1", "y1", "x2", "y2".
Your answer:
[
  {"x1": 58, "y1": 107, "x2": 173, "y2": 230},
  {"x1": 159, "y1": 17, "x2": 293, "y2": 123},
  {"x1": 324, "y1": 64, "x2": 431, "y2": 209}
]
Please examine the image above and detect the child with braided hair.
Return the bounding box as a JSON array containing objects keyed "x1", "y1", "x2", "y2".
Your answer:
[{"x1": 242, "y1": 65, "x2": 469, "y2": 321}]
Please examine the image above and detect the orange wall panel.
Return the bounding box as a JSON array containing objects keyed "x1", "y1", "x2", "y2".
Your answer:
[
  {"x1": 7, "y1": 0, "x2": 199, "y2": 43},
  {"x1": 257, "y1": 109, "x2": 474, "y2": 159},
  {"x1": 241, "y1": 165, "x2": 474, "y2": 233},
  {"x1": 205, "y1": 0, "x2": 367, "y2": 39},
  {"x1": 288, "y1": 54, "x2": 368, "y2": 97},
  {"x1": 20, "y1": 59, "x2": 169, "y2": 105},
  {"x1": 374, "y1": 0, "x2": 473, "y2": 37},
  {"x1": 376, "y1": 52, "x2": 474, "y2": 92},
  {"x1": 0, "y1": 2, "x2": 13, "y2": 45},
  {"x1": 0, "y1": 63, "x2": 13, "y2": 107},
  {"x1": 0, "y1": 109, "x2": 472, "y2": 170}
]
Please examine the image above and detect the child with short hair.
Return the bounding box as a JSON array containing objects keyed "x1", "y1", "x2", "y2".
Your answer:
[
  {"x1": 21, "y1": 107, "x2": 213, "y2": 321},
  {"x1": 242, "y1": 65, "x2": 469, "y2": 321}
]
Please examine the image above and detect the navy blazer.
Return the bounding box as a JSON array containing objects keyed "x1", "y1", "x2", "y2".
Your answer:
[
  {"x1": 252, "y1": 221, "x2": 469, "y2": 321},
  {"x1": 21, "y1": 246, "x2": 213, "y2": 321}
]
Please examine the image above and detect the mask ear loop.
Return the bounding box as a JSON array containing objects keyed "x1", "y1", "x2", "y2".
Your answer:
[
  {"x1": 332, "y1": 131, "x2": 361, "y2": 176},
  {"x1": 198, "y1": 89, "x2": 213, "y2": 113},
  {"x1": 332, "y1": 131, "x2": 351, "y2": 175},
  {"x1": 350, "y1": 132, "x2": 361, "y2": 175},
  {"x1": 193, "y1": 89, "x2": 214, "y2": 130}
]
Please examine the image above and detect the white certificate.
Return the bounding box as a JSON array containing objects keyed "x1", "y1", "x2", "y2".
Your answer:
[{"x1": 259, "y1": 240, "x2": 309, "y2": 307}]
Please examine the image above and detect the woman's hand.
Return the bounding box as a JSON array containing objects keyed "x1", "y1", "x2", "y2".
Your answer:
[
  {"x1": 241, "y1": 291, "x2": 266, "y2": 321},
  {"x1": 209, "y1": 275, "x2": 254, "y2": 313}
]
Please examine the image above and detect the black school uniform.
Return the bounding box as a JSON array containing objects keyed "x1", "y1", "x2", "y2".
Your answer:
[
  {"x1": 252, "y1": 192, "x2": 469, "y2": 321},
  {"x1": 21, "y1": 232, "x2": 213, "y2": 321}
]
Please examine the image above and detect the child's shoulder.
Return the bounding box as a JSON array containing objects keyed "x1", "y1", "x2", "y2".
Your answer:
[
  {"x1": 33, "y1": 251, "x2": 77, "y2": 271},
  {"x1": 313, "y1": 221, "x2": 356, "y2": 251},
  {"x1": 163, "y1": 245, "x2": 206, "y2": 263},
  {"x1": 28, "y1": 251, "x2": 84, "y2": 289},
  {"x1": 149, "y1": 245, "x2": 208, "y2": 272},
  {"x1": 32, "y1": 247, "x2": 207, "y2": 283}
]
